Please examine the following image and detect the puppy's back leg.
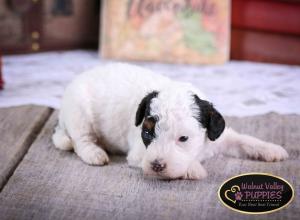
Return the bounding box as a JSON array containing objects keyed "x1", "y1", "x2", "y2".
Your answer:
[
  {"x1": 209, "y1": 128, "x2": 288, "y2": 162},
  {"x1": 59, "y1": 107, "x2": 109, "y2": 166},
  {"x1": 73, "y1": 135, "x2": 109, "y2": 166}
]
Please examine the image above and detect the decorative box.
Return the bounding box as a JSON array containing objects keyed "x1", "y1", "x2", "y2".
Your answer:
[
  {"x1": 0, "y1": 0, "x2": 99, "y2": 54},
  {"x1": 101, "y1": 0, "x2": 230, "y2": 64},
  {"x1": 231, "y1": 0, "x2": 300, "y2": 65}
]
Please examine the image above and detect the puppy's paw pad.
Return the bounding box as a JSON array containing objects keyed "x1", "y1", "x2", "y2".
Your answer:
[
  {"x1": 79, "y1": 147, "x2": 109, "y2": 166},
  {"x1": 256, "y1": 144, "x2": 289, "y2": 162},
  {"x1": 183, "y1": 161, "x2": 207, "y2": 180}
]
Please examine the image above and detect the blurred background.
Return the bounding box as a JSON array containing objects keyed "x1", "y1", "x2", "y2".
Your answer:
[
  {"x1": 1, "y1": 0, "x2": 300, "y2": 63},
  {"x1": 0, "y1": 0, "x2": 300, "y2": 115}
]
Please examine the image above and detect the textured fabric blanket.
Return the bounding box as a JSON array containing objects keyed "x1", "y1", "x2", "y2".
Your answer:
[{"x1": 0, "y1": 106, "x2": 299, "y2": 220}]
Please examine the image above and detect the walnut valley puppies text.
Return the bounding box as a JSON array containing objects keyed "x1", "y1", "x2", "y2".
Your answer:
[
  {"x1": 240, "y1": 181, "x2": 283, "y2": 201},
  {"x1": 218, "y1": 173, "x2": 294, "y2": 214}
]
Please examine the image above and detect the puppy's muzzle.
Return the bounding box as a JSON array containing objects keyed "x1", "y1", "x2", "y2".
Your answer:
[{"x1": 151, "y1": 159, "x2": 166, "y2": 172}]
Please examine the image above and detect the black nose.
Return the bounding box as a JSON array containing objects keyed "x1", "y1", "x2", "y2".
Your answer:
[{"x1": 151, "y1": 159, "x2": 166, "y2": 172}]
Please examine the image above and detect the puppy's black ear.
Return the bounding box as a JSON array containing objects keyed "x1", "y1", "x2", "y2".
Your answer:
[
  {"x1": 193, "y1": 95, "x2": 225, "y2": 141},
  {"x1": 135, "y1": 91, "x2": 158, "y2": 126}
]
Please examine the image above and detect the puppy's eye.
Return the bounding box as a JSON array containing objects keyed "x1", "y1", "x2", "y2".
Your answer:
[{"x1": 179, "y1": 136, "x2": 189, "y2": 142}]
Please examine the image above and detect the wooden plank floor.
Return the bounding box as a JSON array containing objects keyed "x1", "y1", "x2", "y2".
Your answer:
[
  {"x1": 0, "y1": 105, "x2": 52, "y2": 190},
  {"x1": 0, "y1": 106, "x2": 299, "y2": 220}
]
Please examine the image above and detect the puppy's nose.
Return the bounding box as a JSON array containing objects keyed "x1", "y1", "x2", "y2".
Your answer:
[{"x1": 151, "y1": 159, "x2": 166, "y2": 172}]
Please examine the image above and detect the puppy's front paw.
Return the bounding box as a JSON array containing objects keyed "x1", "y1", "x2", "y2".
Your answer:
[
  {"x1": 253, "y1": 143, "x2": 289, "y2": 162},
  {"x1": 127, "y1": 155, "x2": 142, "y2": 168},
  {"x1": 126, "y1": 147, "x2": 145, "y2": 168},
  {"x1": 183, "y1": 161, "x2": 207, "y2": 180},
  {"x1": 77, "y1": 145, "x2": 109, "y2": 166}
]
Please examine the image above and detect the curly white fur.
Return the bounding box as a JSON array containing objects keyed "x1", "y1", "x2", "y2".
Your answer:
[{"x1": 52, "y1": 63, "x2": 288, "y2": 180}]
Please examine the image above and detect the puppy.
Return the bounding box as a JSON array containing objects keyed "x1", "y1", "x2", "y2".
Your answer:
[{"x1": 52, "y1": 63, "x2": 288, "y2": 180}]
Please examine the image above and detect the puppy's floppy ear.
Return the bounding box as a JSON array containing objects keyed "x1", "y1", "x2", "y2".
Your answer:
[
  {"x1": 135, "y1": 91, "x2": 158, "y2": 126},
  {"x1": 193, "y1": 94, "x2": 225, "y2": 141}
]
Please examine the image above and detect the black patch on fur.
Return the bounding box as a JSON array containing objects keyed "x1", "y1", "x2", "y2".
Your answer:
[
  {"x1": 193, "y1": 94, "x2": 225, "y2": 141},
  {"x1": 135, "y1": 91, "x2": 159, "y2": 147},
  {"x1": 141, "y1": 116, "x2": 157, "y2": 147},
  {"x1": 135, "y1": 91, "x2": 159, "y2": 126}
]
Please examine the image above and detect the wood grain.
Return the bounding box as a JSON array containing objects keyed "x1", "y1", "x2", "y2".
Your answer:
[
  {"x1": 232, "y1": 0, "x2": 300, "y2": 36},
  {"x1": 0, "y1": 111, "x2": 299, "y2": 220},
  {"x1": 231, "y1": 29, "x2": 300, "y2": 65},
  {"x1": 0, "y1": 105, "x2": 52, "y2": 190},
  {"x1": 0, "y1": 0, "x2": 99, "y2": 54}
]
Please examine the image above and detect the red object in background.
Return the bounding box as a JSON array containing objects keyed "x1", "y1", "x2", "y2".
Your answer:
[
  {"x1": 231, "y1": 0, "x2": 300, "y2": 65},
  {"x1": 231, "y1": 29, "x2": 300, "y2": 65},
  {"x1": 232, "y1": 0, "x2": 300, "y2": 35},
  {"x1": 0, "y1": 55, "x2": 3, "y2": 90}
]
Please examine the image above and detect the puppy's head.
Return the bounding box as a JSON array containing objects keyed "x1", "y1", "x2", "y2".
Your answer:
[{"x1": 135, "y1": 89, "x2": 225, "y2": 179}]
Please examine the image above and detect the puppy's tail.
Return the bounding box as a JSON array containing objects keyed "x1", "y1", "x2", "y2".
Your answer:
[{"x1": 52, "y1": 125, "x2": 73, "y2": 151}]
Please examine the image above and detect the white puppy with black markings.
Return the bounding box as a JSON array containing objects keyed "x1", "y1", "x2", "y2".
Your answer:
[{"x1": 52, "y1": 63, "x2": 288, "y2": 180}]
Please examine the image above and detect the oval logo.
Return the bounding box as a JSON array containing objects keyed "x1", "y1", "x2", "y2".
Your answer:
[{"x1": 218, "y1": 173, "x2": 294, "y2": 214}]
